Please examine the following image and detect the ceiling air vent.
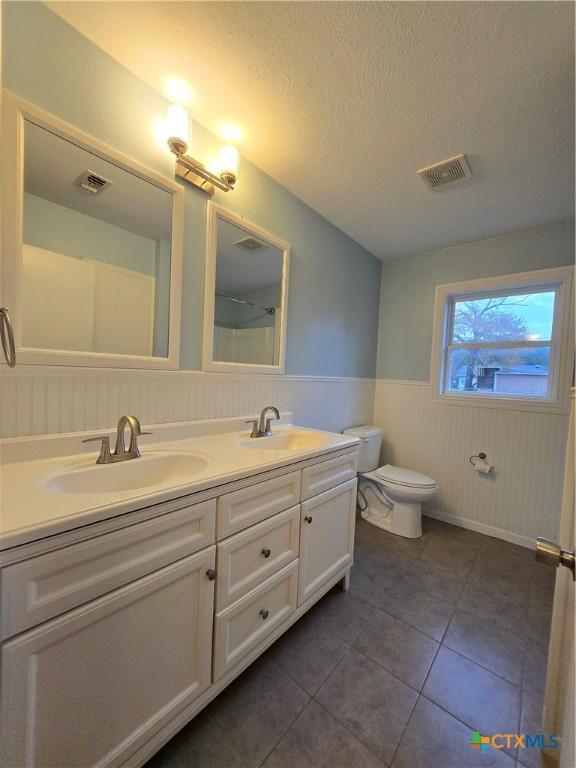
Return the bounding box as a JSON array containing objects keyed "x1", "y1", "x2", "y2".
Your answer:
[
  {"x1": 76, "y1": 170, "x2": 113, "y2": 195},
  {"x1": 417, "y1": 153, "x2": 471, "y2": 190},
  {"x1": 233, "y1": 236, "x2": 265, "y2": 250}
]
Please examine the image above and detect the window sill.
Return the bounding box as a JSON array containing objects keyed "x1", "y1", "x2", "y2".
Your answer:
[{"x1": 432, "y1": 391, "x2": 569, "y2": 415}]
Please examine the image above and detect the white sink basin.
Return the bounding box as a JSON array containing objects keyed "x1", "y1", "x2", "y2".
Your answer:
[
  {"x1": 45, "y1": 452, "x2": 209, "y2": 495},
  {"x1": 238, "y1": 431, "x2": 327, "y2": 451}
]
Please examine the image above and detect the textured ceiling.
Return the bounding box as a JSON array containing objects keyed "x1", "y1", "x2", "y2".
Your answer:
[{"x1": 47, "y1": 1, "x2": 575, "y2": 260}]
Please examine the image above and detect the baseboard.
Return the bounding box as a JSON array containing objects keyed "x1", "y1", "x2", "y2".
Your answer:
[{"x1": 422, "y1": 506, "x2": 535, "y2": 550}]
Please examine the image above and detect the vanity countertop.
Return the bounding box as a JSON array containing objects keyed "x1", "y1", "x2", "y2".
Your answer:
[{"x1": 0, "y1": 416, "x2": 359, "y2": 552}]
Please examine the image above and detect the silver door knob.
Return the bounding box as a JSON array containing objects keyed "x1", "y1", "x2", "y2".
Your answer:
[{"x1": 535, "y1": 538, "x2": 575, "y2": 580}]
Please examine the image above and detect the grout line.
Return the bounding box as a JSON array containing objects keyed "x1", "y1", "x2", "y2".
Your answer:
[
  {"x1": 311, "y1": 693, "x2": 392, "y2": 767},
  {"x1": 254, "y1": 674, "x2": 313, "y2": 768}
]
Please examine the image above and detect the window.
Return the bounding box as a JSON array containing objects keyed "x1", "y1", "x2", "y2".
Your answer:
[{"x1": 432, "y1": 268, "x2": 573, "y2": 411}]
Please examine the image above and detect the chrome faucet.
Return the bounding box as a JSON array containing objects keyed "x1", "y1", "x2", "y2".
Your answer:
[
  {"x1": 82, "y1": 415, "x2": 152, "y2": 464},
  {"x1": 246, "y1": 406, "x2": 281, "y2": 438}
]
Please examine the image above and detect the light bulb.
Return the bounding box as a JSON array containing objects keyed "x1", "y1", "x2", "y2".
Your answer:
[
  {"x1": 216, "y1": 144, "x2": 239, "y2": 185},
  {"x1": 166, "y1": 105, "x2": 189, "y2": 155}
]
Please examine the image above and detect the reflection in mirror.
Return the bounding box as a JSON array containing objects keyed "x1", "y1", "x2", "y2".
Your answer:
[
  {"x1": 22, "y1": 120, "x2": 173, "y2": 358},
  {"x1": 213, "y1": 217, "x2": 285, "y2": 366}
]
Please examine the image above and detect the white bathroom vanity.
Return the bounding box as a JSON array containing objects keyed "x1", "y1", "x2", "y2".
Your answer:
[{"x1": 0, "y1": 415, "x2": 359, "y2": 767}]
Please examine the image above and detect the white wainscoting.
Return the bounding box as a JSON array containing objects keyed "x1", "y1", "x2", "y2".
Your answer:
[
  {"x1": 373, "y1": 380, "x2": 569, "y2": 546},
  {"x1": 0, "y1": 366, "x2": 374, "y2": 439}
]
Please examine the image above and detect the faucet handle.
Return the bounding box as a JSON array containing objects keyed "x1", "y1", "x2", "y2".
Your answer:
[
  {"x1": 245, "y1": 419, "x2": 259, "y2": 438},
  {"x1": 81, "y1": 435, "x2": 111, "y2": 464}
]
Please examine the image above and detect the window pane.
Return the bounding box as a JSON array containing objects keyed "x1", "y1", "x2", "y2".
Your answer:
[
  {"x1": 452, "y1": 291, "x2": 556, "y2": 343},
  {"x1": 446, "y1": 347, "x2": 550, "y2": 397}
]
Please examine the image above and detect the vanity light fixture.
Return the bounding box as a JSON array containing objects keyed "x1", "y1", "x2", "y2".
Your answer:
[{"x1": 166, "y1": 105, "x2": 238, "y2": 195}]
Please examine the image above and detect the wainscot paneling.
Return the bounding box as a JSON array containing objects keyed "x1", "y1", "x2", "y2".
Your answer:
[
  {"x1": 0, "y1": 367, "x2": 374, "y2": 439},
  {"x1": 373, "y1": 379, "x2": 569, "y2": 546}
]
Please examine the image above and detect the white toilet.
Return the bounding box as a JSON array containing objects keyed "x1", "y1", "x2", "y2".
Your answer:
[{"x1": 343, "y1": 425, "x2": 438, "y2": 539}]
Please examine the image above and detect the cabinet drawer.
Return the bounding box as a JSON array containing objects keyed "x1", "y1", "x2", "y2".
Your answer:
[
  {"x1": 216, "y1": 505, "x2": 300, "y2": 611},
  {"x1": 301, "y1": 451, "x2": 358, "y2": 500},
  {"x1": 1, "y1": 499, "x2": 216, "y2": 639},
  {"x1": 213, "y1": 560, "x2": 298, "y2": 680},
  {"x1": 217, "y1": 471, "x2": 301, "y2": 539}
]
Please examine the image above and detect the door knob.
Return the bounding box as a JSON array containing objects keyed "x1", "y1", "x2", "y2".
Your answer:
[
  {"x1": 535, "y1": 538, "x2": 575, "y2": 580},
  {"x1": 261, "y1": 548, "x2": 271, "y2": 558},
  {"x1": 259, "y1": 609, "x2": 269, "y2": 620},
  {"x1": 304, "y1": 516, "x2": 313, "y2": 524},
  {"x1": 206, "y1": 569, "x2": 217, "y2": 581}
]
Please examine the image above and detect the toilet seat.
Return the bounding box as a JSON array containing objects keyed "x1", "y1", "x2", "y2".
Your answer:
[{"x1": 375, "y1": 464, "x2": 437, "y2": 489}]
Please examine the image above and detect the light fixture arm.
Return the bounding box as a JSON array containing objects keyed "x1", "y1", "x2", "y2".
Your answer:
[{"x1": 168, "y1": 142, "x2": 237, "y2": 195}]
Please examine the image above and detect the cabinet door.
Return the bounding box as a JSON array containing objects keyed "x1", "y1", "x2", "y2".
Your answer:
[
  {"x1": 298, "y1": 479, "x2": 356, "y2": 605},
  {"x1": 0, "y1": 548, "x2": 216, "y2": 768}
]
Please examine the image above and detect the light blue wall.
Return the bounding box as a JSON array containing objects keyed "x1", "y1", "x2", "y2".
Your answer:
[
  {"x1": 3, "y1": 1, "x2": 381, "y2": 377},
  {"x1": 24, "y1": 194, "x2": 158, "y2": 275},
  {"x1": 376, "y1": 219, "x2": 575, "y2": 380}
]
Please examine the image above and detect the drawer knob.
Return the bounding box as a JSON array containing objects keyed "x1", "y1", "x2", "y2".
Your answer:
[
  {"x1": 261, "y1": 547, "x2": 271, "y2": 558},
  {"x1": 259, "y1": 609, "x2": 269, "y2": 620},
  {"x1": 206, "y1": 569, "x2": 217, "y2": 581},
  {"x1": 304, "y1": 515, "x2": 313, "y2": 524}
]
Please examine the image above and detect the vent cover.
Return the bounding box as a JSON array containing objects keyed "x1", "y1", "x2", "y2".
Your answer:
[
  {"x1": 76, "y1": 170, "x2": 113, "y2": 195},
  {"x1": 233, "y1": 236, "x2": 265, "y2": 250},
  {"x1": 418, "y1": 154, "x2": 471, "y2": 189}
]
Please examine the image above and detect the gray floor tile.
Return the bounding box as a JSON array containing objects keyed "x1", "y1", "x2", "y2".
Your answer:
[
  {"x1": 303, "y1": 585, "x2": 376, "y2": 645},
  {"x1": 354, "y1": 608, "x2": 438, "y2": 690},
  {"x1": 401, "y1": 559, "x2": 467, "y2": 604},
  {"x1": 423, "y1": 647, "x2": 521, "y2": 738},
  {"x1": 379, "y1": 580, "x2": 454, "y2": 641},
  {"x1": 315, "y1": 647, "x2": 418, "y2": 765},
  {"x1": 392, "y1": 696, "x2": 516, "y2": 768},
  {"x1": 419, "y1": 537, "x2": 480, "y2": 578},
  {"x1": 265, "y1": 610, "x2": 349, "y2": 694},
  {"x1": 522, "y1": 643, "x2": 548, "y2": 695},
  {"x1": 348, "y1": 558, "x2": 404, "y2": 611},
  {"x1": 444, "y1": 610, "x2": 526, "y2": 685},
  {"x1": 518, "y1": 689, "x2": 558, "y2": 768},
  {"x1": 262, "y1": 699, "x2": 382, "y2": 768},
  {"x1": 458, "y1": 577, "x2": 529, "y2": 638},
  {"x1": 145, "y1": 707, "x2": 245, "y2": 768},
  {"x1": 209, "y1": 656, "x2": 309, "y2": 766}
]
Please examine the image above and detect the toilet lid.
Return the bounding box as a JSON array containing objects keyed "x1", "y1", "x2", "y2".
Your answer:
[{"x1": 375, "y1": 464, "x2": 437, "y2": 489}]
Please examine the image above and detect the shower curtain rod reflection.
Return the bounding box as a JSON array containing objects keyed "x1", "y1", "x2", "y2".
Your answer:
[{"x1": 216, "y1": 292, "x2": 276, "y2": 315}]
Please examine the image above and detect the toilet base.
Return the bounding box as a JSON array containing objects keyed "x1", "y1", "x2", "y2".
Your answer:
[{"x1": 361, "y1": 500, "x2": 422, "y2": 538}]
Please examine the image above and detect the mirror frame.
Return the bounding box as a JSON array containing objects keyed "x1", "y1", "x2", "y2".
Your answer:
[
  {"x1": 203, "y1": 202, "x2": 290, "y2": 374},
  {"x1": 1, "y1": 89, "x2": 184, "y2": 369}
]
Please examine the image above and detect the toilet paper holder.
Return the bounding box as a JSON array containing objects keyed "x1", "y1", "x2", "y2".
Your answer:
[{"x1": 469, "y1": 452, "x2": 495, "y2": 473}]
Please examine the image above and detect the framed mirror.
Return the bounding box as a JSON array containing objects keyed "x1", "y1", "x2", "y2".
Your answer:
[
  {"x1": 203, "y1": 203, "x2": 290, "y2": 374},
  {"x1": 1, "y1": 91, "x2": 183, "y2": 369}
]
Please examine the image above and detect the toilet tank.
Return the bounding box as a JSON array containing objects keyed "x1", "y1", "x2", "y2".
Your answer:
[{"x1": 343, "y1": 425, "x2": 384, "y2": 472}]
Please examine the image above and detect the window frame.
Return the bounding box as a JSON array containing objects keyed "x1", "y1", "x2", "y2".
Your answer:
[{"x1": 431, "y1": 267, "x2": 574, "y2": 413}]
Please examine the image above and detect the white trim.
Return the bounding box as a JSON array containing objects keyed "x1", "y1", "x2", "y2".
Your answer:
[
  {"x1": 429, "y1": 266, "x2": 574, "y2": 414},
  {"x1": 1, "y1": 89, "x2": 184, "y2": 370},
  {"x1": 374, "y1": 379, "x2": 431, "y2": 387},
  {"x1": 202, "y1": 202, "x2": 290, "y2": 375},
  {"x1": 422, "y1": 506, "x2": 534, "y2": 549},
  {"x1": 0, "y1": 364, "x2": 374, "y2": 384}
]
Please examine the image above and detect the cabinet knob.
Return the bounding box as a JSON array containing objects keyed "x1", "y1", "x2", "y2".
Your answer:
[
  {"x1": 261, "y1": 547, "x2": 271, "y2": 558},
  {"x1": 259, "y1": 609, "x2": 269, "y2": 620},
  {"x1": 206, "y1": 569, "x2": 217, "y2": 581},
  {"x1": 304, "y1": 515, "x2": 313, "y2": 524}
]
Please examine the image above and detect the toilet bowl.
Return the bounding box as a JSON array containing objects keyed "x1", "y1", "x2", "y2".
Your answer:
[
  {"x1": 358, "y1": 465, "x2": 438, "y2": 538},
  {"x1": 343, "y1": 425, "x2": 438, "y2": 539}
]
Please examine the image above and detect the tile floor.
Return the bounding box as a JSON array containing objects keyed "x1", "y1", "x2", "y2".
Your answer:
[{"x1": 146, "y1": 516, "x2": 555, "y2": 768}]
